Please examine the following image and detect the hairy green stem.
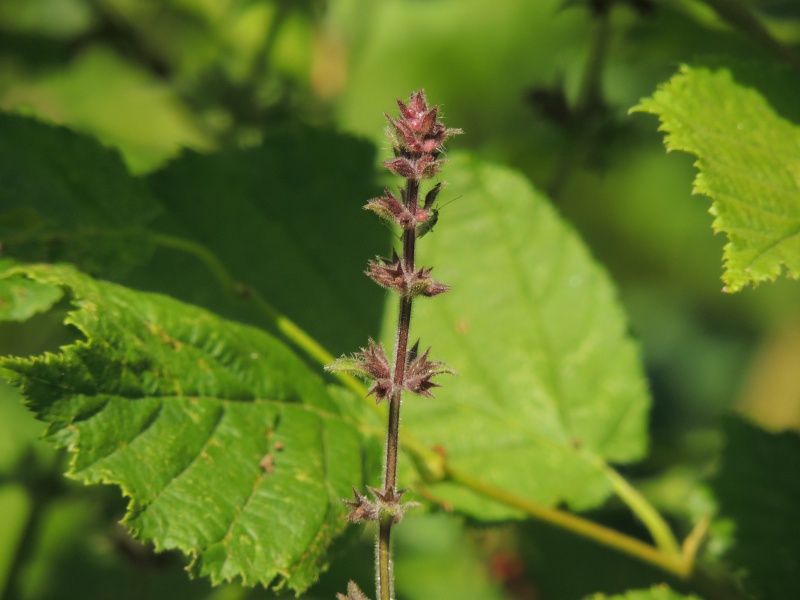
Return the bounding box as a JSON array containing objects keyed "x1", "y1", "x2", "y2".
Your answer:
[
  {"x1": 378, "y1": 388, "x2": 402, "y2": 600},
  {"x1": 377, "y1": 519, "x2": 393, "y2": 600},
  {"x1": 377, "y1": 179, "x2": 420, "y2": 600}
]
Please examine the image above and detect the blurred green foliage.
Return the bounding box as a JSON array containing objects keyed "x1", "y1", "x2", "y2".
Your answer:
[{"x1": 2, "y1": 0, "x2": 800, "y2": 599}]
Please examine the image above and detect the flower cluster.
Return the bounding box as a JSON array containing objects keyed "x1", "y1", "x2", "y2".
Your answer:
[
  {"x1": 367, "y1": 92, "x2": 460, "y2": 235},
  {"x1": 383, "y1": 90, "x2": 462, "y2": 181},
  {"x1": 365, "y1": 250, "x2": 449, "y2": 298},
  {"x1": 326, "y1": 338, "x2": 454, "y2": 402},
  {"x1": 366, "y1": 183, "x2": 445, "y2": 237},
  {"x1": 343, "y1": 486, "x2": 420, "y2": 524}
]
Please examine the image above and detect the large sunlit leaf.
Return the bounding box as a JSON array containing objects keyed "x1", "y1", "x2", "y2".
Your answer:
[
  {"x1": 0, "y1": 114, "x2": 161, "y2": 278},
  {"x1": 632, "y1": 65, "x2": 800, "y2": 292},
  {"x1": 393, "y1": 153, "x2": 650, "y2": 518},
  {"x1": 711, "y1": 417, "x2": 800, "y2": 599},
  {"x1": 0, "y1": 264, "x2": 370, "y2": 593}
]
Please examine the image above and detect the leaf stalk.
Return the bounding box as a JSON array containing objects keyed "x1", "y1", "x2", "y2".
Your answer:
[
  {"x1": 443, "y1": 463, "x2": 686, "y2": 574},
  {"x1": 596, "y1": 458, "x2": 681, "y2": 556},
  {"x1": 442, "y1": 464, "x2": 746, "y2": 600}
]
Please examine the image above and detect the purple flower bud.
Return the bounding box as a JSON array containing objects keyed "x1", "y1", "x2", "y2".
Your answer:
[
  {"x1": 384, "y1": 90, "x2": 461, "y2": 169},
  {"x1": 383, "y1": 157, "x2": 417, "y2": 179},
  {"x1": 403, "y1": 342, "x2": 456, "y2": 397}
]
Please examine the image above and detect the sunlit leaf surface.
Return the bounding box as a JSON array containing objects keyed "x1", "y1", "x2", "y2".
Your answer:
[
  {"x1": 0, "y1": 264, "x2": 369, "y2": 592},
  {"x1": 633, "y1": 65, "x2": 800, "y2": 292},
  {"x1": 392, "y1": 154, "x2": 651, "y2": 518}
]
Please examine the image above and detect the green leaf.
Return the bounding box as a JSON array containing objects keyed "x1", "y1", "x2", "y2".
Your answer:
[
  {"x1": 1, "y1": 48, "x2": 212, "y2": 173},
  {"x1": 710, "y1": 417, "x2": 800, "y2": 599},
  {"x1": 0, "y1": 259, "x2": 63, "y2": 321},
  {"x1": 5, "y1": 485, "x2": 223, "y2": 600},
  {"x1": 396, "y1": 153, "x2": 650, "y2": 518},
  {"x1": 142, "y1": 127, "x2": 385, "y2": 355},
  {"x1": 0, "y1": 486, "x2": 28, "y2": 596},
  {"x1": 517, "y1": 516, "x2": 673, "y2": 600},
  {"x1": 0, "y1": 264, "x2": 370, "y2": 593},
  {"x1": 583, "y1": 586, "x2": 703, "y2": 600},
  {"x1": 632, "y1": 65, "x2": 800, "y2": 293},
  {"x1": 0, "y1": 114, "x2": 160, "y2": 277},
  {"x1": 393, "y1": 514, "x2": 508, "y2": 600}
]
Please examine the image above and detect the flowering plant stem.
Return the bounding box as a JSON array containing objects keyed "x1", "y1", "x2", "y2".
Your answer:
[
  {"x1": 326, "y1": 91, "x2": 460, "y2": 600},
  {"x1": 378, "y1": 182, "x2": 418, "y2": 600}
]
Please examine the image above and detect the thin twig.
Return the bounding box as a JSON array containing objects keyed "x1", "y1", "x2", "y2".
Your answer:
[{"x1": 699, "y1": 0, "x2": 800, "y2": 76}]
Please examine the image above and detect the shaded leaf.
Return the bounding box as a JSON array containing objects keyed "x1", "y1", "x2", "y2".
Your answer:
[
  {"x1": 6, "y1": 494, "x2": 221, "y2": 600},
  {"x1": 395, "y1": 153, "x2": 650, "y2": 518},
  {"x1": 632, "y1": 65, "x2": 800, "y2": 293},
  {"x1": 0, "y1": 379, "x2": 56, "y2": 474},
  {"x1": 0, "y1": 113, "x2": 160, "y2": 278},
  {"x1": 518, "y1": 515, "x2": 672, "y2": 600},
  {"x1": 710, "y1": 417, "x2": 800, "y2": 600},
  {"x1": 0, "y1": 259, "x2": 63, "y2": 321},
  {"x1": 584, "y1": 585, "x2": 703, "y2": 600},
  {"x1": 0, "y1": 264, "x2": 369, "y2": 592},
  {"x1": 142, "y1": 126, "x2": 385, "y2": 355},
  {"x1": 393, "y1": 515, "x2": 508, "y2": 600},
  {"x1": 1, "y1": 48, "x2": 212, "y2": 173}
]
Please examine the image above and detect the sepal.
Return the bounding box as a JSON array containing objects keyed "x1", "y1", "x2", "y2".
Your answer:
[
  {"x1": 342, "y1": 487, "x2": 420, "y2": 524},
  {"x1": 342, "y1": 487, "x2": 381, "y2": 523},
  {"x1": 366, "y1": 251, "x2": 450, "y2": 298},
  {"x1": 404, "y1": 341, "x2": 456, "y2": 398},
  {"x1": 325, "y1": 338, "x2": 394, "y2": 402},
  {"x1": 336, "y1": 580, "x2": 371, "y2": 600},
  {"x1": 364, "y1": 188, "x2": 416, "y2": 229},
  {"x1": 383, "y1": 154, "x2": 444, "y2": 181}
]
